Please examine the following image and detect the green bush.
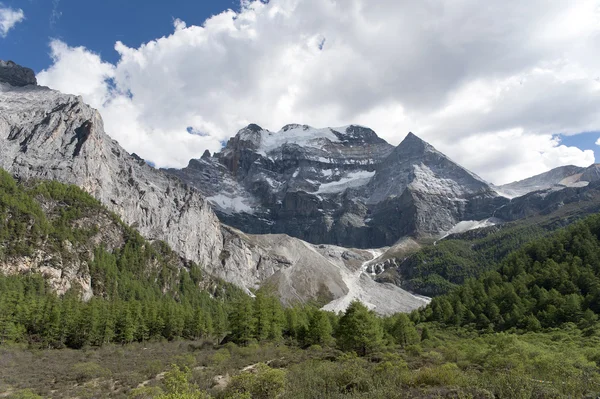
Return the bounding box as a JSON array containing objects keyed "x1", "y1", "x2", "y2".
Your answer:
[
  {"x1": 71, "y1": 362, "x2": 111, "y2": 383},
  {"x1": 226, "y1": 363, "x2": 286, "y2": 399},
  {"x1": 7, "y1": 389, "x2": 43, "y2": 399}
]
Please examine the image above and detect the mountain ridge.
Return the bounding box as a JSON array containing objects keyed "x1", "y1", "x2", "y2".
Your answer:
[{"x1": 167, "y1": 123, "x2": 506, "y2": 248}]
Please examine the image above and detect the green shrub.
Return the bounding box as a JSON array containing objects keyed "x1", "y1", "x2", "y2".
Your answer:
[
  {"x1": 71, "y1": 362, "x2": 111, "y2": 383},
  {"x1": 413, "y1": 363, "x2": 465, "y2": 387},
  {"x1": 7, "y1": 389, "x2": 43, "y2": 399},
  {"x1": 226, "y1": 363, "x2": 286, "y2": 399}
]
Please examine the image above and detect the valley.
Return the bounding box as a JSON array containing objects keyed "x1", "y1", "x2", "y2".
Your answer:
[{"x1": 1, "y1": 58, "x2": 600, "y2": 398}]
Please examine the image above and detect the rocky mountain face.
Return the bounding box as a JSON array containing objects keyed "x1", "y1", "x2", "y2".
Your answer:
[
  {"x1": 0, "y1": 60, "x2": 429, "y2": 314},
  {"x1": 0, "y1": 70, "x2": 223, "y2": 271},
  {"x1": 0, "y1": 170, "x2": 211, "y2": 301},
  {"x1": 489, "y1": 163, "x2": 600, "y2": 221},
  {"x1": 496, "y1": 165, "x2": 588, "y2": 198},
  {"x1": 0, "y1": 60, "x2": 36, "y2": 87},
  {"x1": 167, "y1": 126, "x2": 506, "y2": 248}
]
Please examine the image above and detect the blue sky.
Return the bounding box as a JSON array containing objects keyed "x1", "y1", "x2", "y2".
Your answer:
[
  {"x1": 559, "y1": 132, "x2": 600, "y2": 165},
  {"x1": 1, "y1": 0, "x2": 239, "y2": 71},
  {"x1": 1, "y1": 0, "x2": 599, "y2": 184}
]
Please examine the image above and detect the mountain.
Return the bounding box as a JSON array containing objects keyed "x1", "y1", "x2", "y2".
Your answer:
[
  {"x1": 0, "y1": 60, "x2": 428, "y2": 314},
  {"x1": 0, "y1": 63, "x2": 223, "y2": 270},
  {"x1": 166, "y1": 125, "x2": 506, "y2": 248},
  {"x1": 373, "y1": 178, "x2": 600, "y2": 296},
  {"x1": 6, "y1": 58, "x2": 599, "y2": 316},
  {"x1": 496, "y1": 164, "x2": 591, "y2": 198}
]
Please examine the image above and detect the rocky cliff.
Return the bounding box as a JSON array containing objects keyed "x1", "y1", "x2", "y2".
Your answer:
[{"x1": 0, "y1": 74, "x2": 224, "y2": 270}]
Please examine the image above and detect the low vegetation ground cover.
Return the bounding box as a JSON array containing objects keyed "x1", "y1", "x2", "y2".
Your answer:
[{"x1": 1, "y1": 324, "x2": 599, "y2": 398}]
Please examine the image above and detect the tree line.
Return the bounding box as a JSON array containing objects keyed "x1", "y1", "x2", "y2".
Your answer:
[{"x1": 0, "y1": 168, "x2": 421, "y2": 353}]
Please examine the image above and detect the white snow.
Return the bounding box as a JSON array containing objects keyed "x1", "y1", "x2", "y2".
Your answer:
[
  {"x1": 315, "y1": 170, "x2": 375, "y2": 194},
  {"x1": 438, "y1": 218, "x2": 496, "y2": 241},
  {"x1": 258, "y1": 125, "x2": 340, "y2": 155},
  {"x1": 206, "y1": 194, "x2": 254, "y2": 214}
]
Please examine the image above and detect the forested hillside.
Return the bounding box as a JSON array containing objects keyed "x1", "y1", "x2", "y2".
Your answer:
[
  {"x1": 0, "y1": 169, "x2": 244, "y2": 347},
  {"x1": 384, "y1": 188, "x2": 600, "y2": 297},
  {"x1": 422, "y1": 213, "x2": 600, "y2": 333}
]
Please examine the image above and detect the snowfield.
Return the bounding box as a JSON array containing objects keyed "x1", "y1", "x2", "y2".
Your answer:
[
  {"x1": 257, "y1": 125, "x2": 341, "y2": 155},
  {"x1": 315, "y1": 170, "x2": 375, "y2": 194},
  {"x1": 206, "y1": 194, "x2": 254, "y2": 214}
]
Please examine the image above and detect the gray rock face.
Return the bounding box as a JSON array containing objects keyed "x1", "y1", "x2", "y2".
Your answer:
[
  {"x1": 0, "y1": 82, "x2": 224, "y2": 270},
  {"x1": 167, "y1": 127, "x2": 505, "y2": 247},
  {"x1": 0, "y1": 60, "x2": 37, "y2": 87}
]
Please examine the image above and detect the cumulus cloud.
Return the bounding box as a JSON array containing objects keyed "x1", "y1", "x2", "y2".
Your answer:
[
  {"x1": 37, "y1": 0, "x2": 600, "y2": 184},
  {"x1": 0, "y1": 4, "x2": 24, "y2": 37}
]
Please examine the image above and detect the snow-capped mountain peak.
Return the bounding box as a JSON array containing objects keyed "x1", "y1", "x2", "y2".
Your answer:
[{"x1": 167, "y1": 126, "x2": 504, "y2": 247}]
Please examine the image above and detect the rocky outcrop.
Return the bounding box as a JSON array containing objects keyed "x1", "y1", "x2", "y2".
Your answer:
[
  {"x1": 0, "y1": 60, "x2": 37, "y2": 87},
  {"x1": 0, "y1": 196, "x2": 126, "y2": 301}
]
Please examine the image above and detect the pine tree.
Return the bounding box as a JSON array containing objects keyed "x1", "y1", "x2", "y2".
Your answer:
[
  {"x1": 267, "y1": 297, "x2": 284, "y2": 341},
  {"x1": 229, "y1": 297, "x2": 256, "y2": 345},
  {"x1": 336, "y1": 301, "x2": 383, "y2": 356},
  {"x1": 212, "y1": 304, "x2": 227, "y2": 342},
  {"x1": 420, "y1": 325, "x2": 431, "y2": 341},
  {"x1": 305, "y1": 310, "x2": 332, "y2": 346},
  {"x1": 254, "y1": 292, "x2": 271, "y2": 341},
  {"x1": 391, "y1": 313, "x2": 418, "y2": 347}
]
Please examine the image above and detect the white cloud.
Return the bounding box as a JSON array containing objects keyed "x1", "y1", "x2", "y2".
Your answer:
[
  {"x1": 0, "y1": 4, "x2": 24, "y2": 37},
  {"x1": 37, "y1": 0, "x2": 600, "y2": 184}
]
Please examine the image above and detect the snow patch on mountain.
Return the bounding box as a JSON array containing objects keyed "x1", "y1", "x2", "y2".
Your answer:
[
  {"x1": 439, "y1": 218, "x2": 498, "y2": 240},
  {"x1": 206, "y1": 194, "x2": 254, "y2": 214},
  {"x1": 258, "y1": 125, "x2": 341, "y2": 155},
  {"x1": 315, "y1": 170, "x2": 375, "y2": 194}
]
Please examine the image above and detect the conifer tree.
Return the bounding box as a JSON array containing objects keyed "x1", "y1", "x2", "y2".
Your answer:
[
  {"x1": 305, "y1": 310, "x2": 332, "y2": 346},
  {"x1": 229, "y1": 297, "x2": 256, "y2": 345},
  {"x1": 336, "y1": 301, "x2": 383, "y2": 356}
]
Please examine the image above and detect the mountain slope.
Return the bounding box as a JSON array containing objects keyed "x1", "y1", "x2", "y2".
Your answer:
[
  {"x1": 0, "y1": 168, "x2": 238, "y2": 302},
  {"x1": 496, "y1": 164, "x2": 590, "y2": 198},
  {"x1": 375, "y1": 180, "x2": 600, "y2": 296},
  {"x1": 166, "y1": 125, "x2": 506, "y2": 248},
  {"x1": 422, "y1": 210, "x2": 600, "y2": 332}
]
